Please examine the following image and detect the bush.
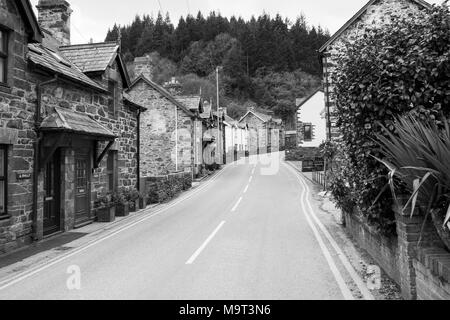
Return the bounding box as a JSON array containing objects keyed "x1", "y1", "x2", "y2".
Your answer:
[{"x1": 330, "y1": 3, "x2": 450, "y2": 234}]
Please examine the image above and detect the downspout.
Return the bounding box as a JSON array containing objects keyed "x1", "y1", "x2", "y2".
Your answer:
[
  {"x1": 321, "y1": 50, "x2": 332, "y2": 190},
  {"x1": 136, "y1": 108, "x2": 141, "y2": 191},
  {"x1": 175, "y1": 105, "x2": 178, "y2": 172},
  {"x1": 33, "y1": 75, "x2": 58, "y2": 241}
]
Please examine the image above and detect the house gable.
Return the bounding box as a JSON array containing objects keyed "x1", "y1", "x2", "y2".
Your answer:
[{"x1": 319, "y1": 0, "x2": 431, "y2": 53}]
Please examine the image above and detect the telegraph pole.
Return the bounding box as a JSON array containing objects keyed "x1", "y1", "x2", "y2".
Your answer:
[{"x1": 216, "y1": 66, "x2": 221, "y2": 165}]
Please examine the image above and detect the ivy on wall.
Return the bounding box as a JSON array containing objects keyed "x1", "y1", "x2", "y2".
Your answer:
[{"x1": 329, "y1": 2, "x2": 450, "y2": 235}]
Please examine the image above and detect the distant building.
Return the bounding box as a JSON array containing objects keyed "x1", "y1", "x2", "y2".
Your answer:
[
  {"x1": 296, "y1": 89, "x2": 326, "y2": 148},
  {"x1": 224, "y1": 113, "x2": 248, "y2": 163},
  {"x1": 239, "y1": 108, "x2": 284, "y2": 155}
]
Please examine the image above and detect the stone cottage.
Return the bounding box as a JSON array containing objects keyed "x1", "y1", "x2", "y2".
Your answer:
[
  {"x1": 319, "y1": 0, "x2": 432, "y2": 142},
  {"x1": 0, "y1": 0, "x2": 144, "y2": 255},
  {"x1": 224, "y1": 113, "x2": 248, "y2": 163},
  {"x1": 239, "y1": 108, "x2": 283, "y2": 155},
  {"x1": 126, "y1": 62, "x2": 197, "y2": 178}
]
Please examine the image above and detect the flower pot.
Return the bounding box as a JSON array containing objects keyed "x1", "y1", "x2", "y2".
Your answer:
[
  {"x1": 116, "y1": 203, "x2": 130, "y2": 217},
  {"x1": 97, "y1": 205, "x2": 116, "y2": 223},
  {"x1": 139, "y1": 197, "x2": 148, "y2": 210},
  {"x1": 431, "y1": 209, "x2": 450, "y2": 251},
  {"x1": 129, "y1": 200, "x2": 139, "y2": 213}
]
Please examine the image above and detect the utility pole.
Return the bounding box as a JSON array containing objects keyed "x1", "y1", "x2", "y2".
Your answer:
[{"x1": 216, "y1": 66, "x2": 221, "y2": 165}]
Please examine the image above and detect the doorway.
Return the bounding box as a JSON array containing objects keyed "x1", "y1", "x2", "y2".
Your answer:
[
  {"x1": 43, "y1": 150, "x2": 61, "y2": 236},
  {"x1": 74, "y1": 148, "x2": 91, "y2": 226}
]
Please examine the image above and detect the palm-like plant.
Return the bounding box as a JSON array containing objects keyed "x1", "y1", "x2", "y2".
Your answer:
[{"x1": 374, "y1": 114, "x2": 450, "y2": 249}]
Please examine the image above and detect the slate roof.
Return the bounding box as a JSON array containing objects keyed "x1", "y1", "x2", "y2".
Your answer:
[
  {"x1": 177, "y1": 96, "x2": 203, "y2": 113},
  {"x1": 28, "y1": 43, "x2": 106, "y2": 91},
  {"x1": 59, "y1": 42, "x2": 119, "y2": 73},
  {"x1": 123, "y1": 92, "x2": 147, "y2": 111},
  {"x1": 239, "y1": 110, "x2": 272, "y2": 123},
  {"x1": 319, "y1": 0, "x2": 432, "y2": 53},
  {"x1": 128, "y1": 75, "x2": 196, "y2": 118},
  {"x1": 40, "y1": 107, "x2": 117, "y2": 139}
]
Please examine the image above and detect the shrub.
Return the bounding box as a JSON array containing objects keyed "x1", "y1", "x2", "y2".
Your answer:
[{"x1": 330, "y1": 3, "x2": 450, "y2": 234}]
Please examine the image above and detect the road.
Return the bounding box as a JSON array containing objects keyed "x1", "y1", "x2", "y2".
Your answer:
[{"x1": 0, "y1": 153, "x2": 362, "y2": 300}]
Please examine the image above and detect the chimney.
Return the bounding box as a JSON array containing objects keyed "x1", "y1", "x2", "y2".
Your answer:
[
  {"x1": 37, "y1": 0, "x2": 72, "y2": 46},
  {"x1": 134, "y1": 55, "x2": 154, "y2": 81}
]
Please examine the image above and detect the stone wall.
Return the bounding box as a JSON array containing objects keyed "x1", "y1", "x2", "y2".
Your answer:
[
  {"x1": 143, "y1": 172, "x2": 192, "y2": 204},
  {"x1": 321, "y1": 0, "x2": 429, "y2": 141},
  {"x1": 344, "y1": 207, "x2": 450, "y2": 300},
  {"x1": 127, "y1": 79, "x2": 194, "y2": 177}
]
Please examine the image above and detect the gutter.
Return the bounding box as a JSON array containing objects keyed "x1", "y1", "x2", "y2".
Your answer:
[{"x1": 33, "y1": 75, "x2": 58, "y2": 241}]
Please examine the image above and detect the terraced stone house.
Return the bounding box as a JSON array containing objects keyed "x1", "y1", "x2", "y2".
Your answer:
[{"x1": 0, "y1": 0, "x2": 144, "y2": 255}]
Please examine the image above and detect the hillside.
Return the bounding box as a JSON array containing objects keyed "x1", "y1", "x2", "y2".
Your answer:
[{"x1": 105, "y1": 11, "x2": 329, "y2": 123}]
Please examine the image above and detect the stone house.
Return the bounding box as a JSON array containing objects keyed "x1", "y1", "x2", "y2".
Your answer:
[
  {"x1": 239, "y1": 108, "x2": 283, "y2": 155},
  {"x1": 0, "y1": 0, "x2": 144, "y2": 255},
  {"x1": 318, "y1": 0, "x2": 432, "y2": 141},
  {"x1": 126, "y1": 67, "x2": 197, "y2": 178}
]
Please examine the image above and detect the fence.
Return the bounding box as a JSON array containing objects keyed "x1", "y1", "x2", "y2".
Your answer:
[{"x1": 312, "y1": 171, "x2": 326, "y2": 189}]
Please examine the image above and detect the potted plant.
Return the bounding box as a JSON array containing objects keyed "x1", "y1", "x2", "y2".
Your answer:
[
  {"x1": 95, "y1": 193, "x2": 115, "y2": 223},
  {"x1": 374, "y1": 114, "x2": 450, "y2": 250},
  {"x1": 127, "y1": 188, "x2": 140, "y2": 213},
  {"x1": 138, "y1": 189, "x2": 148, "y2": 210},
  {"x1": 114, "y1": 189, "x2": 129, "y2": 217}
]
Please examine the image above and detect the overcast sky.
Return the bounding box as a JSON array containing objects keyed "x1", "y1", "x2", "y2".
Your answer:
[{"x1": 30, "y1": 0, "x2": 444, "y2": 45}]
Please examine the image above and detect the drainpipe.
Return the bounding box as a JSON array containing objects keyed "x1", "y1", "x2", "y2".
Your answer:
[
  {"x1": 321, "y1": 50, "x2": 332, "y2": 190},
  {"x1": 136, "y1": 108, "x2": 141, "y2": 191},
  {"x1": 175, "y1": 105, "x2": 178, "y2": 172},
  {"x1": 33, "y1": 75, "x2": 58, "y2": 241}
]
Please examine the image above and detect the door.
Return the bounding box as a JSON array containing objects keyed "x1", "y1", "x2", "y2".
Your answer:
[
  {"x1": 43, "y1": 150, "x2": 61, "y2": 236},
  {"x1": 75, "y1": 148, "x2": 91, "y2": 225}
]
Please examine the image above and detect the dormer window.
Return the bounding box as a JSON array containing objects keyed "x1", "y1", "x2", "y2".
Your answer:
[{"x1": 0, "y1": 29, "x2": 8, "y2": 84}]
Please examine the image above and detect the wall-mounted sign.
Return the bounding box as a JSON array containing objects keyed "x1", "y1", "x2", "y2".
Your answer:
[{"x1": 16, "y1": 173, "x2": 32, "y2": 180}]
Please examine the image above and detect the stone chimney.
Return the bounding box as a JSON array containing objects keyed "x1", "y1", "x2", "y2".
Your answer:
[
  {"x1": 37, "y1": 0, "x2": 72, "y2": 46},
  {"x1": 134, "y1": 56, "x2": 154, "y2": 81}
]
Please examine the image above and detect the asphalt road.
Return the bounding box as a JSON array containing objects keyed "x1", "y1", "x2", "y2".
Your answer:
[{"x1": 0, "y1": 154, "x2": 351, "y2": 300}]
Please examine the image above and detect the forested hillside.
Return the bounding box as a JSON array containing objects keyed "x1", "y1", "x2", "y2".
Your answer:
[{"x1": 105, "y1": 11, "x2": 329, "y2": 123}]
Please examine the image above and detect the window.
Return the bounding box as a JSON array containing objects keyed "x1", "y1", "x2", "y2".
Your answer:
[
  {"x1": 304, "y1": 124, "x2": 312, "y2": 141},
  {"x1": 108, "y1": 81, "x2": 118, "y2": 116},
  {"x1": 0, "y1": 29, "x2": 8, "y2": 84},
  {"x1": 0, "y1": 146, "x2": 7, "y2": 216},
  {"x1": 107, "y1": 150, "x2": 117, "y2": 192}
]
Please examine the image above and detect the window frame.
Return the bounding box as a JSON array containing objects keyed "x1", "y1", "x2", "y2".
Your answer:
[
  {"x1": 0, "y1": 28, "x2": 9, "y2": 85},
  {"x1": 108, "y1": 80, "x2": 118, "y2": 117},
  {"x1": 0, "y1": 145, "x2": 8, "y2": 218},
  {"x1": 106, "y1": 150, "x2": 118, "y2": 193},
  {"x1": 304, "y1": 124, "x2": 313, "y2": 142}
]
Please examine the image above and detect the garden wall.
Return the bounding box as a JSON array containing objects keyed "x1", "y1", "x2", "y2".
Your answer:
[
  {"x1": 344, "y1": 211, "x2": 401, "y2": 285},
  {"x1": 142, "y1": 172, "x2": 192, "y2": 204},
  {"x1": 344, "y1": 209, "x2": 450, "y2": 300}
]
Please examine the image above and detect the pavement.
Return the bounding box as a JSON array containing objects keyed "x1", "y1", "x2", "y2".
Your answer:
[{"x1": 0, "y1": 153, "x2": 391, "y2": 300}]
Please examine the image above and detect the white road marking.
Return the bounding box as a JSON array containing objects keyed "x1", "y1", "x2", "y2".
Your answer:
[
  {"x1": 243, "y1": 185, "x2": 249, "y2": 194},
  {"x1": 0, "y1": 165, "x2": 232, "y2": 291},
  {"x1": 249, "y1": 176, "x2": 253, "y2": 183},
  {"x1": 293, "y1": 168, "x2": 375, "y2": 300},
  {"x1": 186, "y1": 221, "x2": 226, "y2": 265},
  {"x1": 231, "y1": 197, "x2": 243, "y2": 212},
  {"x1": 284, "y1": 163, "x2": 354, "y2": 300}
]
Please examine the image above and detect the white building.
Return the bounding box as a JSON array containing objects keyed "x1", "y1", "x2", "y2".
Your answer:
[
  {"x1": 296, "y1": 89, "x2": 327, "y2": 148},
  {"x1": 224, "y1": 114, "x2": 248, "y2": 163}
]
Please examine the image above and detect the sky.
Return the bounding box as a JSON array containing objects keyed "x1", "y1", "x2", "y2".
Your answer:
[{"x1": 30, "y1": 0, "x2": 444, "y2": 45}]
